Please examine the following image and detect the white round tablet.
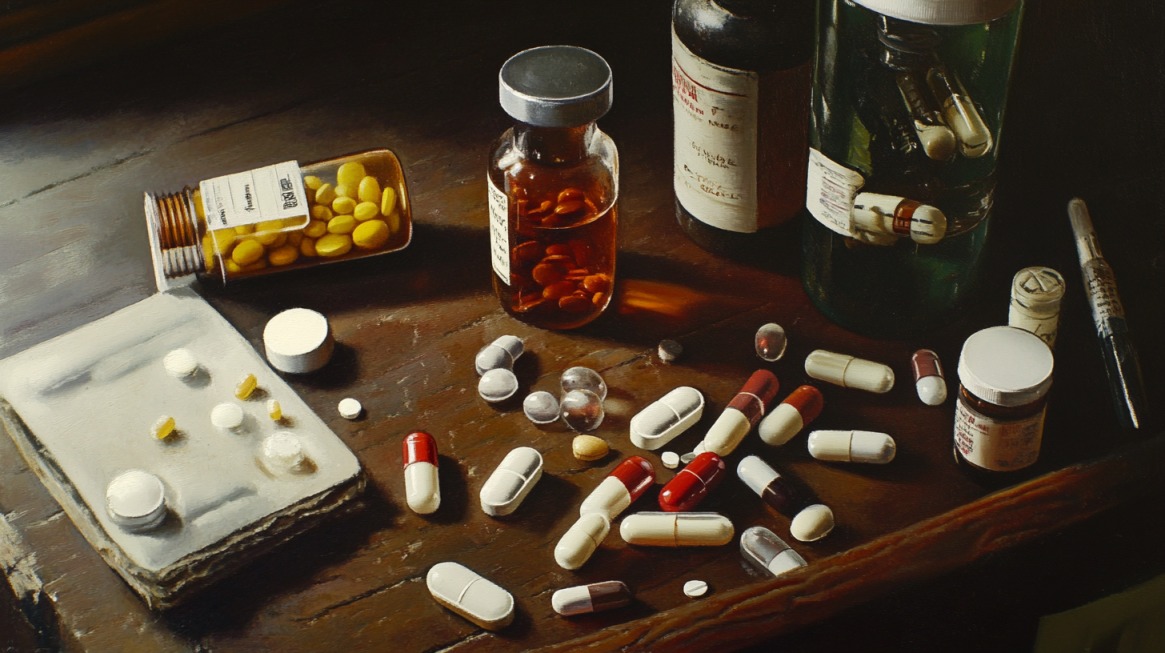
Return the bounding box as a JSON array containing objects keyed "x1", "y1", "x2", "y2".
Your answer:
[
  {"x1": 106, "y1": 470, "x2": 167, "y2": 530},
  {"x1": 211, "y1": 402, "x2": 245, "y2": 430},
  {"x1": 683, "y1": 580, "x2": 709, "y2": 598},
  {"x1": 163, "y1": 348, "x2": 199, "y2": 378},
  {"x1": 338, "y1": 397, "x2": 363, "y2": 420},
  {"x1": 263, "y1": 308, "x2": 334, "y2": 374},
  {"x1": 661, "y1": 451, "x2": 680, "y2": 469},
  {"x1": 262, "y1": 431, "x2": 306, "y2": 470}
]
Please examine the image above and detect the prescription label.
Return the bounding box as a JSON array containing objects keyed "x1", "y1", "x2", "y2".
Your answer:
[
  {"x1": 488, "y1": 177, "x2": 510, "y2": 281},
  {"x1": 806, "y1": 148, "x2": 864, "y2": 237},
  {"x1": 1082, "y1": 261, "x2": 1126, "y2": 337},
  {"x1": 954, "y1": 400, "x2": 1045, "y2": 472},
  {"x1": 672, "y1": 28, "x2": 760, "y2": 233},
  {"x1": 199, "y1": 161, "x2": 309, "y2": 230}
]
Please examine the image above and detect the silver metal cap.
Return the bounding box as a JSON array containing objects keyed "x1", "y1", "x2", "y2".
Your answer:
[{"x1": 499, "y1": 45, "x2": 612, "y2": 127}]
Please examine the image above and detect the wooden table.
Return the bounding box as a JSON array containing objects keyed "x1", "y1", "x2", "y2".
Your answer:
[{"x1": 1, "y1": 1, "x2": 1162, "y2": 651}]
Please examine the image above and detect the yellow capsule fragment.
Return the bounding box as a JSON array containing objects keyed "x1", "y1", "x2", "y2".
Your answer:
[
  {"x1": 386, "y1": 209, "x2": 402, "y2": 234},
  {"x1": 358, "y1": 176, "x2": 381, "y2": 203},
  {"x1": 315, "y1": 183, "x2": 337, "y2": 206},
  {"x1": 353, "y1": 219, "x2": 390, "y2": 249},
  {"x1": 332, "y1": 196, "x2": 357, "y2": 215},
  {"x1": 267, "y1": 399, "x2": 283, "y2": 421},
  {"x1": 337, "y1": 162, "x2": 366, "y2": 188},
  {"x1": 327, "y1": 214, "x2": 356, "y2": 234},
  {"x1": 231, "y1": 239, "x2": 265, "y2": 266},
  {"x1": 380, "y1": 187, "x2": 397, "y2": 216},
  {"x1": 299, "y1": 236, "x2": 317, "y2": 257},
  {"x1": 304, "y1": 220, "x2": 328, "y2": 238},
  {"x1": 303, "y1": 175, "x2": 323, "y2": 190},
  {"x1": 311, "y1": 205, "x2": 333, "y2": 221},
  {"x1": 152, "y1": 415, "x2": 176, "y2": 440},
  {"x1": 268, "y1": 244, "x2": 299, "y2": 266},
  {"x1": 235, "y1": 373, "x2": 258, "y2": 400},
  {"x1": 354, "y1": 201, "x2": 380, "y2": 221},
  {"x1": 315, "y1": 234, "x2": 353, "y2": 257}
]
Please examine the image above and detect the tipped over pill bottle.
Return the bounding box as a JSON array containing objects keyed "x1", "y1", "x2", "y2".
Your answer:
[
  {"x1": 488, "y1": 45, "x2": 619, "y2": 330},
  {"x1": 145, "y1": 149, "x2": 412, "y2": 291}
]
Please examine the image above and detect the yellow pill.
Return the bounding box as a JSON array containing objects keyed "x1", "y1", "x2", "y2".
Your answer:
[
  {"x1": 300, "y1": 236, "x2": 317, "y2": 257},
  {"x1": 152, "y1": 415, "x2": 176, "y2": 440},
  {"x1": 304, "y1": 220, "x2": 328, "y2": 238},
  {"x1": 311, "y1": 205, "x2": 333, "y2": 221},
  {"x1": 268, "y1": 244, "x2": 299, "y2": 266},
  {"x1": 353, "y1": 219, "x2": 390, "y2": 249},
  {"x1": 282, "y1": 216, "x2": 308, "y2": 228},
  {"x1": 303, "y1": 175, "x2": 323, "y2": 190},
  {"x1": 208, "y1": 228, "x2": 236, "y2": 252},
  {"x1": 255, "y1": 220, "x2": 286, "y2": 246},
  {"x1": 225, "y1": 259, "x2": 243, "y2": 274},
  {"x1": 327, "y1": 214, "x2": 356, "y2": 234},
  {"x1": 231, "y1": 239, "x2": 265, "y2": 266},
  {"x1": 335, "y1": 183, "x2": 357, "y2": 199},
  {"x1": 234, "y1": 224, "x2": 255, "y2": 235},
  {"x1": 380, "y1": 187, "x2": 397, "y2": 216},
  {"x1": 358, "y1": 176, "x2": 381, "y2": 203},
  {"x1": 337, "y1": 161, "x2": 366, "y2": 188},
  {"x1": 235, "y1": 373, "x2": 258, "y2": 400},
  {"x1": 354, "y1": 201, "x2": 380, "y2": 221},
  {"x1": 332, "y1": 196, "x2": 357, "y2": 215},
  {"x1": 386, "y1": 209, "x2": 402, "y2": 234},
  {"x1": 315, "y1": 183, "x2": 337, "y2": 206},
  {"x1": 287, "y1": 231, "x2": 303, "y2": 246},
  {"x1": 267, "y1": 399, "x2": 283, "y2": 421},
  {"x1": 241, "y1": 258, "x2": 268, "y2": 272},
  {"x1": 315, "y1": 233, "x2": 353, "y2": 257}
]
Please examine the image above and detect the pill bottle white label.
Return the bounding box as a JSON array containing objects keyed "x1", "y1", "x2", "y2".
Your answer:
[
  {"x1": 672, "y1": 28, "x2": 759, "y2": 233},
  {"x1": 487, "y1": 178, "x2": 510, "y2": 282},
  {"x1": 199, "y1": 161, "x2": 309, "y2": 230},
  {"x1": 954, "y1": 400, "x2": 1045, "y2": 472},
  {"x1": 805, "y1": 148, "x2": 864, "y2": 238}
]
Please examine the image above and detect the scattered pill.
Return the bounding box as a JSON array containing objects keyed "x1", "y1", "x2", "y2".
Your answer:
[
  {"x1": 661, "y1": 451, "x2": 680, "y2": 469},
  {"x1": 105, "y1": 470, "x2": 167, "y2": 531},
  {"x1": 754, "y1": 323, "x2": 788, "y2": 362},
  {"x1": 234, "y1": 373, "x2": 259, "y2": 400},
  {"x1": 561, "y1": 366, "x2": 607, "y2": 401},
  {"x1": 561, "y1": 388, "x2": 604, "y2": 432},
  {"x1": 478, "y1": 368, "x2": 520, "y2": 403},
  {"x1": 790, "y1": 503, "x2": 835, "y2": 542},
  {"x1": 911, "y1": 349, "x2": 948, "y2": 406},
  {"x1": 263, "y1": 308, "x2": 335, "y2": 374},
  {"x1": 701, "y1": 369, "x2": 780, "y2": 457},
  {"x1": 658, "y1": 452, "x2": 727, "y2": 512},
  {"x1": 683, "y1": 580, "x2": 709, "y2": 598},
  {"x1": 162, "y1": 348, "x2": 199, "y2": 378},
  {"x1": 426, "y1": 562, "x2": 514, "y2": 631},
  {"x1": 262, "y1": 431, "x2": 307, "y2": 472},
  {"x1": 151, "y1": 415, "x2": 176, "y2": 440},
  {"x1": 757, "y1": 385, "x2": 824, "y2": 446},
  {"x1": 211, "y1": 402, "x2": 245, "y2": 430},
  {"x1": 737, "y1": 455, "x2": 809, "y2": 516},
  {"x1": 338, "y1": 397, "x2": 363, "y2": 420},
  {"x1": 475, "y1": 335, "x2": 525, "y2": 375},
  {"x1": 523, "y1": 391, "x2": 560, "y2": 425},
  {"x1": 403, "y1": 431, "x2": 441, "y2": 515},
  {"x1": 629, "y1": 386, "x2": 704, "y2": 450},
  {"x1": 852, "y1": 192, "x2": 947, "y2": 244},
  {"x1": 804, "y1": 350, "x2": 894, "y2": 394},
  {"x1": 551, "y1": 581, "x2": 632, "y2": 616},
  {"x1": 807, "y1": 430, "x2": 896, "y2": 464},
  {"x1": 657, "y1": 339, "x2": 683, "y2": 364},
  {"x1": 619, "y1": 512, "x2": 734, "y2": 547},
  {"x1": 572, "y1": 435, "x2": 609, "y2": 462},
  {"x1": 579, "y1": 456, "x2": 655, "y2": 520},
  {"x1": 740, "y1": 526, "x2": 808, "y2": 578},
  {"x1": 680, "y1": 451, "x2": 697, "y2": 464},
  {"x1": 554, "y1": 512, "x2": 611, "y2": 570},
  {"x1": 267, "y1": 399, "x2": 283, "y2": 421},
  {"x1": 480, "y1": 446, "x2": 543, "y2": 517}
]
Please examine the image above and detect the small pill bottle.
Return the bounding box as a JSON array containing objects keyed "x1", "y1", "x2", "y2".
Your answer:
[
  {"x1": 488, "y1": 45, "x2": 618, "y2": 330},
  {"x1": 953, "y1": 326, "x2": 1054, "y2": 477},
  {"x1": 1008, "y1": 266, "x2": 1066, "y2": 348},
  {"x1": 144, "y1": 149, "x2": 412, "y2": 291}
]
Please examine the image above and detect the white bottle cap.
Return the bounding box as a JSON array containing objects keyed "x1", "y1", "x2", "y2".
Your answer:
[
  {"x1": 958, "y1": 326, "x2": 1054, "y2": 407},
  {"x1": 263, "y1": 308, "x2": 334, "y2": 374},
  {"x1": 853, "y1": 0, "x2": 1019, "y2": 25}
]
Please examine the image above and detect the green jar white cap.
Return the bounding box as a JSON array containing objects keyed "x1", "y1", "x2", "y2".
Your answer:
[
  {"x1": 957, "y1": 326, "x2": 1054, "y2": 407},
  {"x1": 853, "y1": 0, "x2": 1020, "y2": 25},
  {"x1": 499, "y1": 45, "x2": 613, "y2": 128}
]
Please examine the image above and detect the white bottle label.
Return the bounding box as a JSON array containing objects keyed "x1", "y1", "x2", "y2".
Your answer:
[
  {"x1": 954, "y1": 399, "x2": 1045, "y2": 472},
  {"x1": 805, "y1": 148, "x2": 864, "y2": 237},
  {"x1": 671, "y1": 28, "x2": 759, "y2": 233},
  {"x1": 199, "y1": 161, "x2": 308, "y2": 230},
  {"x1": 488, "y1": 177, "x2": 510, "y2": 282}
]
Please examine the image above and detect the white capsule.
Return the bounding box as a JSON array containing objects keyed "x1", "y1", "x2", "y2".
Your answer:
[
  {"x1": 338, "y1": 397, "x2": 363, "y2": 420},
  {"x1": 480, "y1": 447, "x2": 543, "y2": 516},
  {"x1": 405, "y1": 462, "x2": 440, "y2": 514},
  {"x1": 426, "y1": 562, "x2": 514, "y2": 631},
  {"x1": 554, "y1": 512, "x2": 611, "y2": 570},
  {"x1": 551, "y1": 581, "x2": 633, "y2": 616},
  {"x1": 807, "y1": 430, "x2": 896, "y2": 464},
  {"x1": 804, "y1": 350, "x2": 895, "y2": 394},
  {"x1": 211, "y1": 402, "x2": 245, "y2": 430},
  {"x1": 162, "y1": 348, "x2": 199, "y2": 378},
  {"x1": 619, "y1": 512, "x2": 734, "y2": 547},
  {"x1": 629, "y1": 386, "x2": 704, "y2": 450},
  {"x1": 740, "y1": 526, "x2": 808, "y2": 578},
  {"x1": 475, "y1": 335, "x2": 524, "y2": 375},
  {"x1": 790, "y1": 504, "x2": 835, "y2": 542}
]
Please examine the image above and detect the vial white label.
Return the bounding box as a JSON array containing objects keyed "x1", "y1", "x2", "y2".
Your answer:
[
  {"x1": 954, "y1": 399, "x2": 1045, "y2": 472},
  {"x1": 805, "y1": 148, "x2": 864, "y2": 238},
  {"x1": 671, "y1": 28, "x2": 759, "y2": 233},
  {"x1": 1082, "y1": 261, "x2": 1125, "y2": 337},
  {"x1": 488, "y1": 177, "x2": 510, "y2": 282},
  {"x1": 199, "y1": 161, "x2": 308, "y2": 230}
]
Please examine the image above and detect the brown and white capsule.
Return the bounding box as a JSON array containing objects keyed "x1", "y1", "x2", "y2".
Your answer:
[{"x1": 551, "y1": 581, "x2": 632, "y2": 616}]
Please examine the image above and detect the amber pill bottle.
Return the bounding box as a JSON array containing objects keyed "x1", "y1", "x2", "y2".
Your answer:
[{"x1": 488, "y1": 45, "x2": 618, "y2": 330}]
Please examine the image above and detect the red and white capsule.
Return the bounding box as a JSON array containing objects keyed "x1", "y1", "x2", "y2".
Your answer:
[
  {"x1": 911, "y1": 349, "x2": 948, "y2": 405},
  {"x1": 579, "y1": 456, "x2": 655, "y2": 521},
  {"x1": 403, "y1": 431, "x2": 441, "y2": 514},
  {"x1": 700, "y1": 369, "x2": 780, "y2": 456},
  {"x1": 658, "y1": 452, "x2": 727, "y2": 512},
  {"x1": 757, "y1": 385, "x2": 824, "y2": 446}
]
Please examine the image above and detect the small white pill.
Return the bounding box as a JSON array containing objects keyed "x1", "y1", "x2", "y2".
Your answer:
[
  {"x1": 478, "y1": 368, "x2": 519, "y2": 403},
  {"x1": 681, "y1": 450, "x2": 698, "y2": 464},
  {"x1": 683, "y1": 580, "x2": 709, "y2": 598},
  {"x1": 106, "y1": 470, "x2": 167, "y2": 530},
  {"x1": 263, "y1": 308, "x2": 334, "y2": 374},
  {"x1": 162, "y1": 348, "x2": 199, "y2": 378},
  {"x1": 338, "y1": 397, "x2": 363, "y2": 420},
  {"x1": 262, "y1": 431, "x2": 307, "y2": 471},
  {"x1": 657, "y1": 339, "x2": 683, "y2": 364},
  {"x1": 807, "y1": 430, "x2": 896, "y2": 464},
  {"x1": 211, "y1": 402, "x2": 245, "y2": 430},
  {"x1": 661, "y1": 451, "x2": 680, "y2": 469},
  {"x1": 804, "y1": 350, "x2": 895, "y2": 394},
  {"x1": 790, "y1": 503, "x2": 835, "y2": 542}
]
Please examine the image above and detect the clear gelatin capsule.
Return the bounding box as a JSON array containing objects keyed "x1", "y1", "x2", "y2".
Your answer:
[
  {"x1": 804, "y1": 350, "x2": 894, "y2": 394},
  {"x1": 551, "y1": 581, "x2": 632, "y2": 616},
  {"x1": 911, "y1": 349, "x2": 948, "y2": 406},
  {"x1": 476, "y1": 335, "x2": 525, "y2": 375},
  {"x1": 629, "y1": 386, "x2": 704, "y2": 450},
  {"x1": 523, "y1": 390, "x2": 560, "y2": 424},
  {"x1": 478, "y1": 368, "x2": 520, "y2": 403},
  {"x1": 561, "y1": 366, "x2": 607, "y2": 401},
  {"x1": 754, "y1": 322, "x2": 788, "y2": 362},
  {"x1": 561, "y1": 388, "x2": 604, "y2": 432},
  {"x1": 740, "y1": 526, "x2": 807, "y2": 578}
]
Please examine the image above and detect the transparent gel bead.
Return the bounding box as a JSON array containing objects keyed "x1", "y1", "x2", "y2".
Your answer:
[
  {"x1": 561, "y1": 389, "x2": 604, "y2": 432},
  {"x1": 561, "y1": 366, "x2": 607, "y2": 401},
  {"x1": 523, "y1": 391, "x2": 560, "y2": 424},
  {"x1": 755, "y1": 323, "x2": 788, "y2": 362},
  {"x1": 478, "y1": 368, "x2": 519, "y2": 403}
]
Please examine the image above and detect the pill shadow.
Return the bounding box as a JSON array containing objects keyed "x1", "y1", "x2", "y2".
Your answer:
[
  {"x1": 492, "y1": 473, "x2": 581, "y2": 536},
  {"x1": 286, "y1": 342, "x2": 361, "y2": 390}
]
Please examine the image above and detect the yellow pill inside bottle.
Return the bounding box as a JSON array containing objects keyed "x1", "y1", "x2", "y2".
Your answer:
[
  {"x1": 354, "y1": 201, "x2": 380, "y2": 222},
  {"x1": 314, "y1": 183, "x2": 337, "y2": 206},
  {"x1": 235, "y1": 373, "x2": 259, "y2": 400},
  {"x1": 327, "y1": 214, "x2": 357, "y2": 234},
  {"x1": 231, "y1": 239, "x2": 265, "y2": 266},
  {"x1": 353, "y1": 219, "x2": 390, "y2": 249},
  {"x1": 315, "y1": 234, "x2": 353, "y2": 257},
  {"x1": 311, "y1": 205, "x2": 333, "y2": 221},
  {"x1": 299, "y1": 236, "x2": 317, "y2": 257},
  {"x1": 332, "y1": 196, "x2": 357, "y2": 216},
  {"x1": 337, "y1": 161, "x2": 366, "y2": 188},
  {"x1": 380, "y1": 187, "x2": 397, "y2": 216},
  {"x1": 304, "y1": 220, "x2": 328, "y2": 238},
  {"x1": 268, "y1": 244, "x2": 299, "y2": 266},
  {"x1": 358, "y1": 176, "x2": 381, "y2": 203},
  {"x1": 303, "y1": 175, "x2": 323, "y2": 190}
]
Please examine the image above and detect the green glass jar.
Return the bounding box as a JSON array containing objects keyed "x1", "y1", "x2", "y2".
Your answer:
[{"x1": 802, "y1": 0, "x2": 1024, "y2": 336}]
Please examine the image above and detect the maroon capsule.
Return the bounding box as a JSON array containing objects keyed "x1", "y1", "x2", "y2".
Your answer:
[{"x1": 658, "y1": 452, "x2": 727, "y2": 512}]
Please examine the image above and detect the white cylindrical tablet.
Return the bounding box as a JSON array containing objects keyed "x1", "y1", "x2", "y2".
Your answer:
[
  {"x1": 790, "y1": 503, "x2": 835, "y2": 542},
  {"x1": 807, "y1": 430, "x2": 896, "y2": 464},
  {"x1": 740, "y1": 526, "x2": 807, "y2": 578},
  {"x1": 211, "y1": 402, "x2": 245, "y2": 430},
  {"x1": 426, "y1": 562, "x2": 514, "y2": 631},
  {"x1": 106, "y1": 470, "x2": 167, "y2": 530},
  {"x1": 804, "y1": 350, "x2": 895, "y2": 394},
  {"x1": 554, "y1": 512, "x2": 611, "y2": 570},
  {"x1": 480, "y1": 447, "x2": 543, "y2": 516},
  {"x1": 263, "y1": 308, "x2": 334, "y2": 374},
  {"x1": 261, "y1": 431, "x2": 307, "y2": 471},
  {"x1": 629, "y1": 386, "x2": 704, "y2": 450},
  {"x1": 162, "y1": 348, "x2": 199, "y2": 378},
  {"x1": 619, "y1": 512, "x2": 734, "y2": 547},
  {"x1": 338, "y1": 397, "x2": 363, "y2": 420}
]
